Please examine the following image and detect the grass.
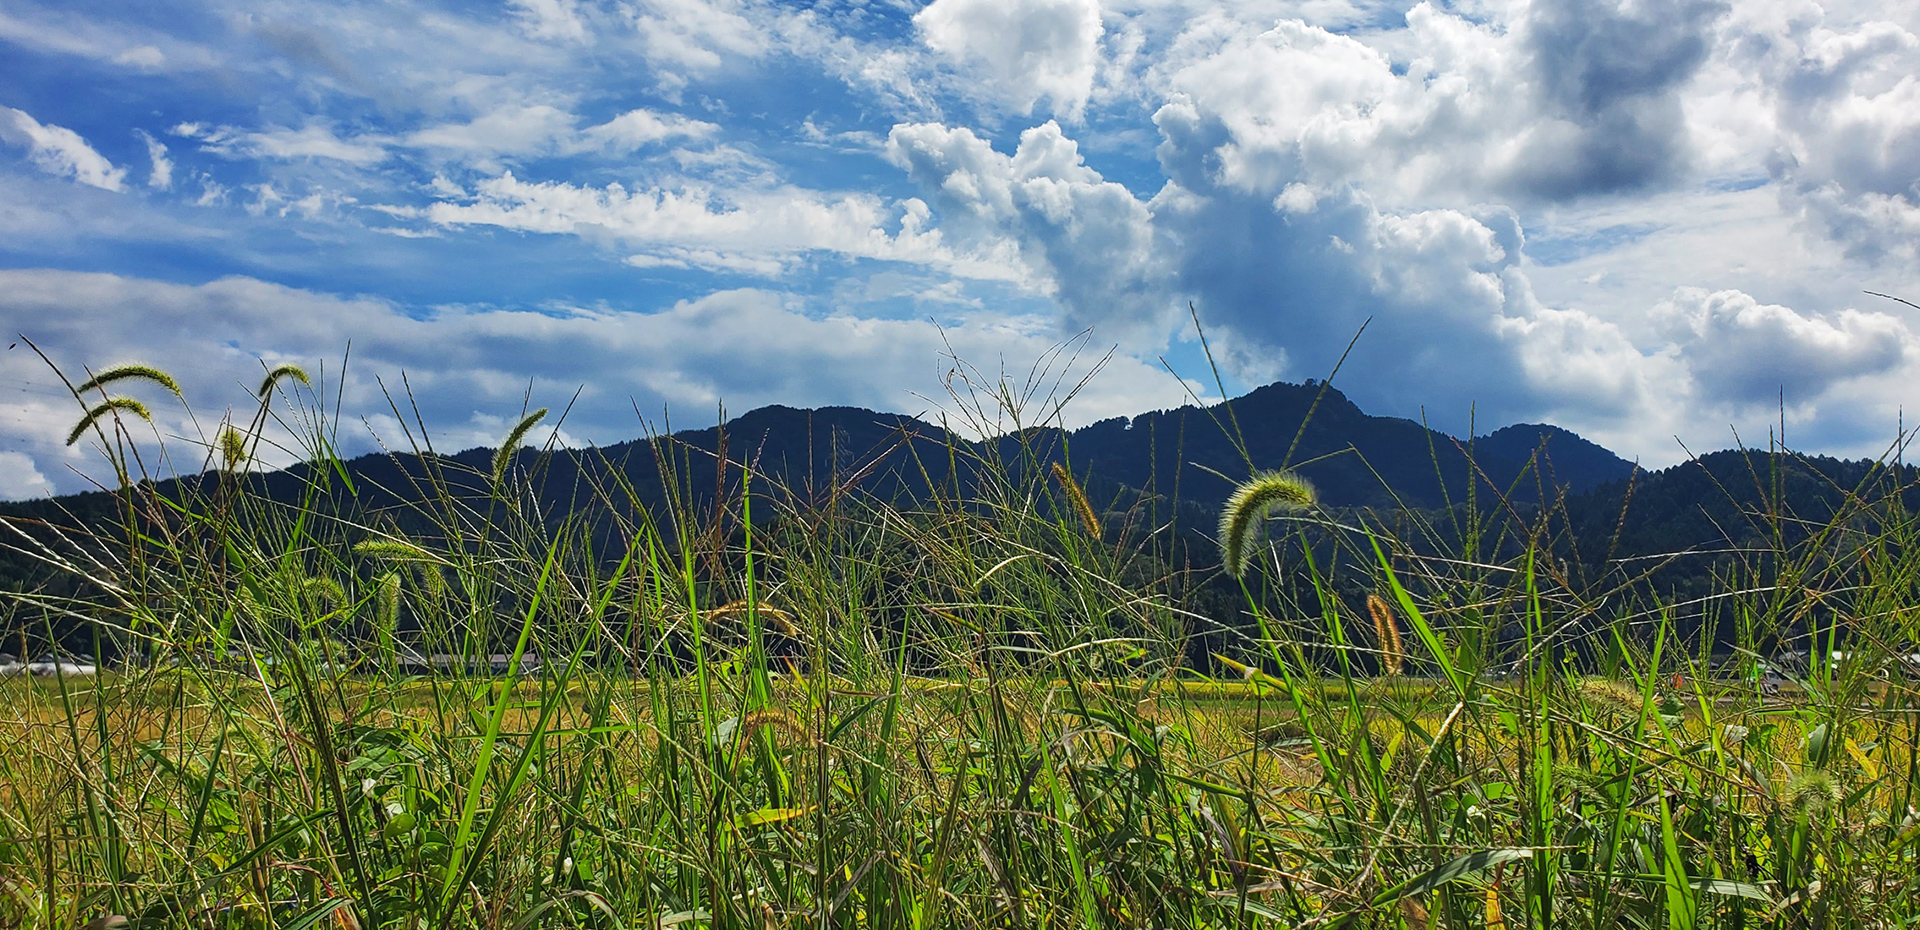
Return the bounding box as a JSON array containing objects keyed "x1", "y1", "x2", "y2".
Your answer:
[{"x1": 1, "y1": 346, "x2": 1918, "y2": 929}]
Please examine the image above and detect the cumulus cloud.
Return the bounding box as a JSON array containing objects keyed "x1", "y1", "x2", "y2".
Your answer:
[
  {"x1": 0, "y1": 268, "x2": 1194, "y2": 497},
  {"x1": 1151, "y1": 0, "x2": 1725, "y2": 208},
  {"x1": 626, "y1": 0, "x2": 772, "y2": 77},
  {"x1": 1726, "y1": 11, "x2": 1920, "y2": 262},
  {"x1": 1653, "y1": 286, "x2": 1912, "y2": 408},
  {"x1": 0, "y1": 452, "x2": 54, "y2": 499},
  {"x1": 915, "y1": 0, "x2": 1104, "y2": 120},
  {"x1": 0, "y1": 106, "x2": 126, "y2": 191},
  {"x1": 579, "y1": 108, "x2": 717, "y2": 151},
  {"x1": 1148, "y1": 97, "x2": 1648, "y2": 426},
  {"x1": 874, "y1": 108, "x2": 1688, "y2": 432},
  {"x1": 886, "y1": 120, "x2": 1170, "y2": 345}
]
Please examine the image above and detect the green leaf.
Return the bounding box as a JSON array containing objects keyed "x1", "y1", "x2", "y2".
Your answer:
[
  {"x1": 278, "y1": 898, "x2": 353, "y2": 930},
  {"x1": 736, "y1": 806, "x2": 812, "y2": 828},
  {"x1": 1693, "y1": 879, "x2": 1776, "y2": 906},
  {"x1": 1371, "y1": 848, "x2": 1532, "y2": 906},
  {"x1": 1660, "y1": 795, "x2": 1697, "y2": 930}
]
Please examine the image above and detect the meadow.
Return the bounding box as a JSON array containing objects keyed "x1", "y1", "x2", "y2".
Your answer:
[{"x1": 1, "y1": 352, "x2": 1917, "y2": 929}]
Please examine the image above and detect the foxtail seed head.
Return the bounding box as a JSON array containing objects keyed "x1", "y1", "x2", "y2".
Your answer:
[
  {"x1": 66, "y1": 397, "x2": 153, "y2": 446},
  {"x1": 492, "y1": 407, "x2": 549, "y2": 486},
  {"x1": 75, "y1": 363, "x2": 181, "y2": 398},
  {"x1": 257, "y1": 364, "x2": 311, "y2": 399},
  {"x1": 1217, "y1": 471, "x2": 1315, "y2": 578},
  {"x1": 1051, "y1": 462, "x2": 1103, "y2": 539},
  {"x1": 1367, "y1": 593, "x2": 1404, "y2": 676},
  {"x1": 353, "y1": 538, "x2": 432, "y2": 562},
  {"x1": 301, "y1": 575, "x2": 347, "y2": 613},
  {"x1": 219, "y1": 426, "x2": 249, "y2": 470},
  {"x1": 373, "y1": 571, "x2": 402, "y2": 635}
]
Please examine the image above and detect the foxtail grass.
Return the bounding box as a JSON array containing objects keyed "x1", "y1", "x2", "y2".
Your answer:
[{"x1": 1217, "y1": 470, "x2": 1314, "y2": 578}]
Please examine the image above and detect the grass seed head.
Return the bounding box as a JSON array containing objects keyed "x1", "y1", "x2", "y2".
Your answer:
[
  {"x1": 1051, "y1": 461, "x2": 1103, "y2": 539},
  {"x1": 1789, "y1": 771, "x2": 1843, "y2": 817},
  {"x1": 1575, "y1": 676, "x2": 1646, "y2": 724},
  {"x1": 373, "y1": 571, "x2": 401, "y2": 636},
  {"x1": 1367, "y1": 593, "x2": 1404, "y2": 676},
  {"x1": 353, "y1": 539, "x2": 432, "y2": 562},
  {"x1": 257, "y1": 363, "x2": 311, "y2": 399},
  {"x1": 66, "y1": 397, "x2": 153, "y2": 446},
  {"x1": 302, "y1": 576, "x2": 347, "y2": 614},
  {"x1": 493, "y1": 407, "x2": 549, "y2": 486},
  {"x1": 76, "y1": 363, "x2": 181, "y2": 398},
  {"x1": 1218, "y1": 470, "x2": 1315, "y2": 578},
  {"x1": 220, "y1": 426, "x2": 249, "y2": 469}
]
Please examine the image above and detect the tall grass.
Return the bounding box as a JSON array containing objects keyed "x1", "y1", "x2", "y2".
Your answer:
[{"x1": 1, "y1": 347, "x2": 1917, "y2": 929}]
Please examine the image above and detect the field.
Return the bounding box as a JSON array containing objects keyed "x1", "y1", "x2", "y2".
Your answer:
[{"x1": 3, "y1": 359, "x2": 1919, "y2": 928}]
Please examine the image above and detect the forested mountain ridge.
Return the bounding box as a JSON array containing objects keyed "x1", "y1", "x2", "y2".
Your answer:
[{"x1": 7, "y1": 378, "x2": 1908, "y2": 608}]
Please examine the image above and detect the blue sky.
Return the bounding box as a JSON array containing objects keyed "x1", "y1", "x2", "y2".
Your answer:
[{"x1": 2, "y1": 0, "x2": 1918, "y2": 497}]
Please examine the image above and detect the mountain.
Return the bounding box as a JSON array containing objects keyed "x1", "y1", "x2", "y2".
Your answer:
[
  {"x1": 7, "y1": 378, "x2": 1913, "y2": 660},
  {"x1": 1024, "y1": 381, "x2": 1637, "y2": 510},
  {"x1": 0, "y1": 380, "x2": 1636, "y2": 525},
  {"x1": 0, "y1": 381, "x2": 1642, "y2": 604}
]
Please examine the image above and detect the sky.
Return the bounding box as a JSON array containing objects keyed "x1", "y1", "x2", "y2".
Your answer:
[{"x1": 1, "y1": 0, "x2": 1918, "y2": 499}]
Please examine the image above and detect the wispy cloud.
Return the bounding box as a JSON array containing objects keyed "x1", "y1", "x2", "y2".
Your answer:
[
  {"x1": 177, "y1": 121, "x2": 389, "y2": 165},
  {"x1": 135, "y1": 128, "x2": 172, "y2": 189},
  {"x1": 0, "y1": 105, "x2": 126, "y2": 190}
]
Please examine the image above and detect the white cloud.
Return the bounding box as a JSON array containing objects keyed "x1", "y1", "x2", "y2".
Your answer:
[
  {"x1": 423, "y1": 171, "x2": 967, "y2": 277},
  {"x1": 242, "y1": 124, "x2": 389, "y2": 165},
  {"x1": 1653, "y1": 286, "x2": 1912, "y2": 408},
  {"x1": 0, "y1": 106, "x2": 127, "y2": 191},
  {"x1": 1146, "y1": 0, "x2": 1726, "y2": 208},
  {"x1": 180, "y1": 121, "x2": 389, "y2": 166},
  {"x1": 0, "y1": 452, "x2": 54, "y2": 499},
  {"x1": 113, "y1": 45, "x2": 164, "y2": 69},
  {"x1": 915, "y1": 0, "x2": 1104, "y2": 121},
  {"x1": 625, "y1": 0, "x2": 772, "y2": 75},
  {"x1": 0, "y1": 7, "x2": 215, "y2": 72},
  {"x1": 509, "y1": 0, "x2": 589, "y2": 43},
  {"x1": 406, "y1": 104, "x2": 578, "y2": 160},
  {"x1": 404, "y1": 104, "x2": 717, "y2": 164},
  {"x1": 0, "y1": 268, "x2": 1195, "y2": 497},
  {"x1": 1725, "y1": 11, "x2": 1920, "y2": 262},
  {"x1": 135, "y1": 128, "x2": 172, "y2": 190},
  {"x1": 886, "y1": 120, "x2": 1170, "y2": 345},
  {"x1": 579, "y1": 108, "x2": 717, "y2": 152}
]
